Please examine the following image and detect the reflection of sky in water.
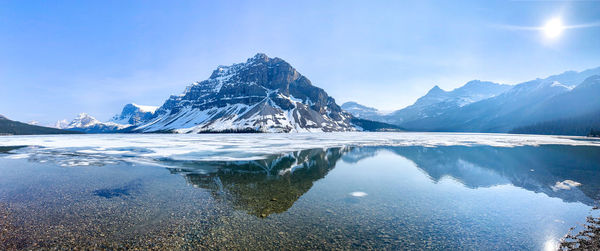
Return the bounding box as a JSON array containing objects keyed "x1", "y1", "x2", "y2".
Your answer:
[
  {"x1": 314, "y1": 151, "x2": 593, "y2": 250},
  {"x1": 1, "y1": 139, "x2": 599, "y2": 250}
]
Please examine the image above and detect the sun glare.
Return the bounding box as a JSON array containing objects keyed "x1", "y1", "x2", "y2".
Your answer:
[{"x1": 543, "y1": 18, "x2": 564, "y2": 39}]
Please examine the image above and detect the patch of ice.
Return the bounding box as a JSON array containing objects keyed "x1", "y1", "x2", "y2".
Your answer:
[
  {"x1": 551, "y1": 180, "x2": 582, "y2": 191},
  {"x1": 350, "y1": 191, "x2": 368, "y2": 197},
  {"x1": 5, "y1": 154, "x2": 29, "y2": 159},
  {"x1": 0, "y1": 133, "x2": 598, "y2": 164}
]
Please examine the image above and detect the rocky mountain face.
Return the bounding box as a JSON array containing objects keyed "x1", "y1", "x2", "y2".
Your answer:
[
  {"x1": 109, "y1": 103, "x2": 158, "y2": 126},
  {"x1": 135, "y1": 53, "x2": 357, "y2": 133}
]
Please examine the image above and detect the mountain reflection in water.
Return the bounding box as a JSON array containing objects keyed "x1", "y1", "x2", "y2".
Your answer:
[
  {"x1": 166, "y1": 145, "x2": 600, "y2": 217},
  {"x1": 166, "y1": 148, "x2": 347, "y2": 217}
]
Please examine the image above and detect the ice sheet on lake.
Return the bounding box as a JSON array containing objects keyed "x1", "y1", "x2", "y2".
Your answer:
[{"x1": 0, "y1": 132, "x2": 599, "y2": 165}]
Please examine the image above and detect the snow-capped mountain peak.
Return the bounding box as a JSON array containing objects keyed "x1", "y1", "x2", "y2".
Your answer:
[
  {"x1": 110, "y1": 103, "x2": 158, "y2": 125},
  {"x1": 133, "y1": 53, "x2": 356, "y2": 133},
  {"x1": 68, "y1": 113, "x2": 102, "y2": 128}
]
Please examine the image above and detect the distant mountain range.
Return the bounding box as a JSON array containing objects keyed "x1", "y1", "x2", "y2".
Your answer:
[
  {"x1": 53, "y1": 104, "x2": 160, "y2": 133},
  {"x1": 56, "y1": 113, "x2": 129, "y2": 133},
  {"x1": 51, "y1": 54, "x2": 399, "y2": 134},
  {"x1": 4, "y1": 53, "x2": 598, "y2": 135},
  {"x1": 343, "y1": 67, "x2": 600, "y2": 136},
  {"x1": 0, "y1": 115, "x2": 81, "y2": 135}
]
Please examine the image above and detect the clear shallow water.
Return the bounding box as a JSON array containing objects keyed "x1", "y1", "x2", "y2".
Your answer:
[{"x1": 1, "y1": 133, "x2": 599, "y2": 250}]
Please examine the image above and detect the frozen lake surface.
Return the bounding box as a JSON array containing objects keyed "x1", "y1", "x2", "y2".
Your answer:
[
  {"x1": 1, "y1": 132, "x2": 599, "y2": 249},
  {"x1": 1, "y1": 132, "x2": 599, "y2": 163}
]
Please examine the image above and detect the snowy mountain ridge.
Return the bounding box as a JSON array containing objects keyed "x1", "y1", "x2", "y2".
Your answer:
[
  {"x1": 343, "y1": 80, "x2": 511, "y2": 124},
  {"x1": 342, "y1": 66, "x2": 600, "y2": 135},
  {"x1": 388, "y1": 67, "x2": 600, "y2": 133},
  {"x1": 384, "y1": 80, "x2": 512, "y2": 124}
]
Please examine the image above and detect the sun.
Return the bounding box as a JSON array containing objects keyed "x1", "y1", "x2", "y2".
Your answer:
[{"x1": 543, "y1": 18, "x2": 564, "y2": 38}]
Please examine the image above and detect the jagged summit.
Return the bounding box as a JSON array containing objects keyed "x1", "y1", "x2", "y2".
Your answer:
[
  {"x1": 250, "y1": 52, "x2": 270, "y2": 62},
  {"x1": 209, "y1": 53, "x2": 278, "y2": 80}
]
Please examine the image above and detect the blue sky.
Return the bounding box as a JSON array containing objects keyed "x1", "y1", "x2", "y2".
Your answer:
[{"x1": 1, "y1": 0, "x2": 600, "y2": 124}]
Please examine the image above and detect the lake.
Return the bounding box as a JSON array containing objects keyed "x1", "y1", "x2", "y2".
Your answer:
[{"x1": 1, "y1": 133, "x2": 599, "y2": 250}]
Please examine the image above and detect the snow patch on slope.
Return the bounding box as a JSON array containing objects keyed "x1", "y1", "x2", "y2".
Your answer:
[{"x1": 131, "y1": 103, "x2": 158, "y2": 113}]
